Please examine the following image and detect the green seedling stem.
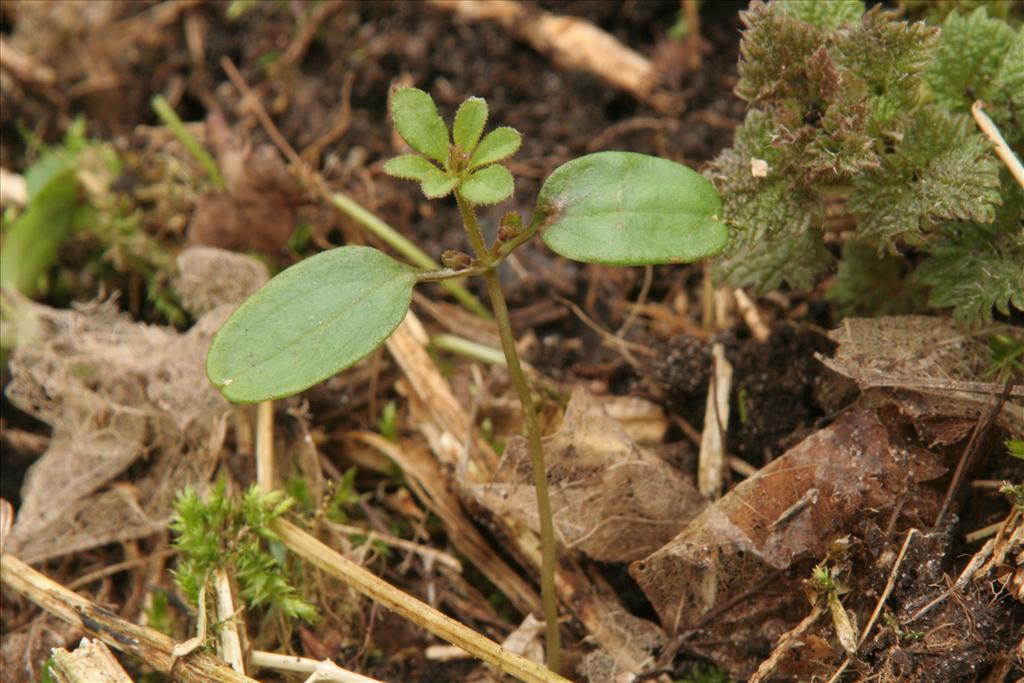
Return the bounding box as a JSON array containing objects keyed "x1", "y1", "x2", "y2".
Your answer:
[
  {"x1": 456, "y1": 189, "x2": 562, "y2": 670},
  {"x1": 150, "y1": 95, "x2": 225, "y2": 191}
]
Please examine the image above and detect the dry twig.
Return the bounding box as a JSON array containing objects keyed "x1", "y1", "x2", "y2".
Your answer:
[
  {"x1": 428, "y1": 0, "x2": 670, "y2": 110},
  {"x1": 50, "y1": 639, "x2": 134, "y2": 683},
  {"x1": 0, "y1": 554, "x2": 256, "y2": 683}
]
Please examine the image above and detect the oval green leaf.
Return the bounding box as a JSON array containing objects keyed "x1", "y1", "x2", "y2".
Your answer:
[
  {"x1": 453, "y1": 97, "x2": 488, "y2": 154},
  {"x1": 420, "y1": 166, "x2": 459, "y2": 199},
  {"x1": 383, "y1": 154, "x2": 438, "y2": 181},
  {"x1": 460, "y1": 165, "x2": 514, "y2": 205},
  {"x1": 206, "y1": 246, "x2": 417, "y2": 403},
  {"x1": 532, "y1": 151, "x2": 729, "y2": 266},
  {"x1": 468, "y1": 127, "x2": 522, "y2": 169},
  {"x1": 392, "y1": 88, "x2": 450, "y2": 165}
]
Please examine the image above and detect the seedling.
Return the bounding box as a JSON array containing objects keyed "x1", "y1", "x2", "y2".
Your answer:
[{"x1": 205, "y1": 88, "x2": 728, "y2": 671}]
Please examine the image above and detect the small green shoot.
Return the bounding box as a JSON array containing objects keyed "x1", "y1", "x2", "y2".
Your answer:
[
  {"x1": 1006, "y1": 438, "x2": 1024, "y2": 461},
  {"x1": 987, "y1": 333, "x2": 1024, "y2": 381},
  {"x1": 326, "y1": 466, "x2": 363, "y2": 523},
  {"x1": 883, "y1": 611, "x2": 925, "y2": 643},
  {"x1": 151, "y1": 95, "x2": 224, "y2": 190},
  {"x1": 1, "y1": 118, "x2": 93, "y2": 296},
  {"x1": 737, "y1": 388, "x2": 750, "y2": 425},
  {"x1": 171, "y1": 481, "x2": 316, "y2": 623},
  {"x1": 144, "y1": 589, "x2": 172, "y2": 636},
  {"x1": 675, "y1": 664, "x2": 733, "y2": 683},
  {"x1": 205, "y1": 87, "x2": 728, "y2": 672},
  {"x1": 379, "y1": 400, "x2": 399, "y2": 442}
]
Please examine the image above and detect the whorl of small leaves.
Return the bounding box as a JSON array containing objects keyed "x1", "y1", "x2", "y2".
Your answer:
[
  {"x1": 384, "y1": 87, "x2": 520, "y2": 205},
  {"x1": 171, "y1": 483, "x2": 317, "y2": 623}
]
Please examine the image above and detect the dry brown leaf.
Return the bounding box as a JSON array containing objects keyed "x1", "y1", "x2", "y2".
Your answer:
[
  {"x1": 630, "y1": 408, "x2": 945, "y2": 635},
  {"x1": 820, "y1": 316, "x2": 1024, "y2": 433},
  {"x1": 186, "y1": 110, "x2": 302, "y2": 256},
  {"x1": 3, "y1": 296, "x2": 233, "y2": 563},
  {"x1": 468, "y1": 387, "x2": 705, "y2": 564}
]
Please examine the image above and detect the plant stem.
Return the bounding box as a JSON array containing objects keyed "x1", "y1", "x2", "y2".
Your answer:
[
  {"x1": 454, "y1": 191, "x2": 561, "y2": 673},
  {"x1": 150, "y1": 95, "x2": 225, "y2": 191}
]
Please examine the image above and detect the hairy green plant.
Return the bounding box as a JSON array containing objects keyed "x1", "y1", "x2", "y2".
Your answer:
[
  {"x1": 171, "y1": 482, "x2": 316, "y2": 624},
  {"x1": 709, "y1": 1, "x2": 1023, "y2": 324},
  {"x1": 205, "y1": 87, "x2": 727, "y2": 672}
]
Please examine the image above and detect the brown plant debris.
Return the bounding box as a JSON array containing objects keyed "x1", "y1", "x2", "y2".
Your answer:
[
  {"x1": 630, "y1": 407, "x2": 945, "y2": 676},
  {"x1": 469, "y1": 387, "x2": 707, "y2": 564},
  {"x1": 3, "y1": 296, "x2": 232, "y2": 563},
  {"x1": 186, "y1": 110, "x2": 303, "y2": 257},
  {"x1": 174, "y1": 246, "x2": 269, "y2": 317},
  {"x1": 820, "y1": 316, "x2": 1024, "y2": 433}
]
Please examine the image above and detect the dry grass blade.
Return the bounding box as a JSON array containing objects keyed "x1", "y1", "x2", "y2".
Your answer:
[
  {"x1": 272, "y1": 520, "x2": 571, "y2": 683},
  {"x1": 0, "y1": 554, "x2": 256, "y2": 683}
]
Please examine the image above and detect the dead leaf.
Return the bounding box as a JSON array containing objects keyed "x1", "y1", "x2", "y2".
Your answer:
[
  {"x1": 186, "y1": 110, "x2": 302, "y2": 257},
  {"x1": 468, "y1": 387, "x2": 706, "y2": 564},
  {"x1": 3, "y1": 296, "x2": 232, "y2": 563},
  {"x1": 820, "y1": 316, "x2": 1024, "y2": 434},
  {"x1": 630, "y1": 408, "x2": 944, "y2": 634}
]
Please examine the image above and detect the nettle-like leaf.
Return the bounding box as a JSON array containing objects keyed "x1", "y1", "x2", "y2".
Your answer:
[
  {"x1": 391, "y1": 88, "x2": 450, "y2": 165},
  {"x1": 714, "y1": 229, "x2": 833, "y2": 295},
  {"x1": 776, "y1": 0, "x2": 863, "y2": 30},
  {"x1": 917, "y1": 180, "x2": 1024, "y2": 325},
  {"x1": 918, "y1": 226, "x2": 1024, "y2": 325},
  {"x1": 469, "y1": 127, "x2": 522, "y2": 169},
  {"x1": 706, "y1": 111, "x2": 822, "y2": 252},
  {"x1": 849, "y1": 107, "x2": 1001, "y2": 248},
  {"x1": 736, "y1": 0, "x2": 829, "y2": 105},
  {"x1": 785, "y1": 45, "x2": 876, "y2": 182},
  {"x1": 460, "y1": 164, "x2": 514, "y2": 205},
  {"x1": 206, "y1": 246, "x2": 416, "y2": 402},
  {"x1": 833, "y1": 6, "x2": 938, "y2": 131},
  {"x1": 992, "y1": 39, "x2": 1024, "y2": 147},
  {"x1": 826, "y1": 239, "x2": 927, "y2": 318},
  {"x1": 532, "y1": 151, "x2": 728, "y2": 266},
  {"x1": 453, "y1": 97, "x2": 488, "y2": 153},
  {"x1": 926, "y1": 7, "x2": 1019, "y2": 114}
]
